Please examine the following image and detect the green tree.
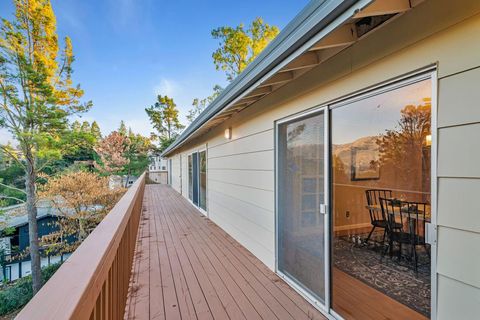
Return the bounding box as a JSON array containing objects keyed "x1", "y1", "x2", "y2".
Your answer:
[
  {"x1": 80, "y1": 121, "x2": 90, "y2": 133},
  {"x1": 62, "y1": 124, "x2": 97, "y2": 164},
  {"x1": 118, "y1": 120, "x2": 127, "y2": 136},
  {"x1": 145, "y1": 95, "x2": 184, "y2": 143},
  {"x1": 212, "y1": 17, "x2": 279, "y2": 81},
  {"x1": 71, "y1": 120, "x2": 81, "y2": 132},
  {"x1": 0, "y1": 0, "x2": 91, "y2": 293},
  {"x1": 90, "y1": 121, "x2": 102, "y2": 140},
  {"x1": 122, "y1": 132, "x2": 151, "y2": 186},
  {"x1": 187, "y1": 85, "x2": 223, "y2": 124}
]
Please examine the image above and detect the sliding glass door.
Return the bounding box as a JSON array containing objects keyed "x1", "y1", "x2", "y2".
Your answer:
[
  {"x1": 277, "y1": 108, "x2": 329, "y2": 308},
  {"x1": 188, "y1": 150, "x2": 207, "y2": 213},
  {"x1": 276, "y1": 73, "x2": 434, "y2": 319}
]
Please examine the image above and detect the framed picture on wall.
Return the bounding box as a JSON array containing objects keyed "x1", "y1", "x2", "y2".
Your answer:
[{"x1": 351, "y1": 147, "x2": 380, "y2": 181}]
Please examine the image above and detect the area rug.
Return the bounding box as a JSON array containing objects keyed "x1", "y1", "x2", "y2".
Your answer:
[{"x1": 333, "y1": 234, "x2": 431, "y2": 317}]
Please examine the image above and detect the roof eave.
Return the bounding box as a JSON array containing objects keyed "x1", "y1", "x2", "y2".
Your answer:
[{"x1": 161, "y1": 0, "x2": 371, "y2": 157}]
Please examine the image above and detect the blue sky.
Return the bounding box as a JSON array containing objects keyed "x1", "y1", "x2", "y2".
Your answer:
[{"x1": 0, "y1": 0, "x2": 308, "y2": 142}]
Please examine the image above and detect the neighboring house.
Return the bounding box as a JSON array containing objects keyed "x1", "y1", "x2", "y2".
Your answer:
[
  {"x1": 0, "y1": 203, "x2": 72, "y2": 282},
  {"x1": 108, "y1": 175, "x2": 137, "y2": 189},
  {"x1": 162, "y1": 1, "x2": 480, "y2": 319},
  {"x1": 148, "y1": 154, "x2": 170, "y2": 184}
]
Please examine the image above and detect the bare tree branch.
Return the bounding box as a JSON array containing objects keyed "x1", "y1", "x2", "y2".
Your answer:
[
  {"x1": 0, "y1": 195, "x2": 26, "y2": 203},
  {"x1": 0, "y1": 181, "x2": 26, "y2": 195}
]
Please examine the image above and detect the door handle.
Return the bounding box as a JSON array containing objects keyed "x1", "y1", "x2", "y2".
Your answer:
[
  {"x1": 425, "y1": 222, "x2": 437, "y2": 245},
  {"x1": 319, "y1": 204, "x2": 327, "y2": 215}
]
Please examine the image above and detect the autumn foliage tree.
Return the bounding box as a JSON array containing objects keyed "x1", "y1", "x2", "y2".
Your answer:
[
  {"x1": 94, "y1": 131, "x2": 130, "y2": 174},
  {"x1": 39, "y1": 171, "x2": 125, "y2": 254},
  {"x1": 376, "y1": 99, "x2": 431, "y2": 194},
  {"x1": 212, "y1": 17, "x2": 279, "y2": 81},
  {"x1": 0, "y1": 0, "x2": 91, "y2": 293}
]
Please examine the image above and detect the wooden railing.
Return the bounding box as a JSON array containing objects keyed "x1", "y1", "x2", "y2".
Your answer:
[{"x1": 16, "y1": 173, "x2": 146, "y2": 320}]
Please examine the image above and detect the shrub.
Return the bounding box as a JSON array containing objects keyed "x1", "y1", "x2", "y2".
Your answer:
[{"x1": 0, "y1": 262, "x2": 62, "y2": 315}]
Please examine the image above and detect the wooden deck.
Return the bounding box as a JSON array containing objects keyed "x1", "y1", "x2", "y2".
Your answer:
[{"x1": 124, "y1": 185, "x2": 326, "y2": 320}]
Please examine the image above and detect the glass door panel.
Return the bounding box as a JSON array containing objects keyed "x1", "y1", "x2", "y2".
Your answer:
[
  {"x1": 331, "y1": 78, "x2": 432, "y2": 319},
  {"x1": 277, "y1": 110, "x2": 327, "y2": 304},
  {"x1": 192, "y1": 152, "x2": 199, "y2": 206},
  {"x1": 199, "y1": 151, "x2": 207, "y2": 211},
  {"x1": 188, "y1": 155, "x2": 193, "y2": 200}
]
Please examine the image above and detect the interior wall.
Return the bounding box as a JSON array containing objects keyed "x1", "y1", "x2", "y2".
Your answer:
[{"x1": 165, "y1": 1, "x2": 480, "y2": 316}]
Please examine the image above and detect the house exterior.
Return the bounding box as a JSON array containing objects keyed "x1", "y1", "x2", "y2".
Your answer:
[
  {"x1": 0, "y1": 204, "x2": 72, "y2": 282},
  {"x1": 162, "y1": 0, "x2": 480, "y2": 319},
  {"x1": 148, "y1": 154, "x2": 170, "y2": 184}
]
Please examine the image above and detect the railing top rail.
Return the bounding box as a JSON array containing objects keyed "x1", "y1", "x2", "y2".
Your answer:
[{"x1": 15, "y1": 173, "x2": 146, "y2": 320}]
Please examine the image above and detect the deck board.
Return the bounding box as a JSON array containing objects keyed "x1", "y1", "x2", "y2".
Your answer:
[{"x1": 125, "y1": 185, "x2": 327, "y2": 320}]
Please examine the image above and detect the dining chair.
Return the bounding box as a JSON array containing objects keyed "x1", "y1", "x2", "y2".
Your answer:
[
  {"x1": 380, "y1": 197, "x2": 430, "y2": 272},
  {"x1": 407, "y1": 200, "x2": 430, "y2": 271},
  {"x1": 365, "y1": 189, "x2": 392, "y2": 245}
]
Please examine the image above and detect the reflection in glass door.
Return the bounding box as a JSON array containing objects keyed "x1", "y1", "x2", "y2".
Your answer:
[
  {"x1": 331, "y1": 78, "x2": 432, "y2": 320},
  {"x1": 277, "y1": 109, "x2": 328, "y2": 306}
]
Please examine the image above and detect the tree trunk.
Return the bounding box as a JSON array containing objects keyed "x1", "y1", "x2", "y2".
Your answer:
[{"x1": 25, "y1": 155, "x2": 42, "y2": 294}]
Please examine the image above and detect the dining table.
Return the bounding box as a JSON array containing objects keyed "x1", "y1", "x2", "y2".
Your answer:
[{"x1": 366, "y1": 203, "x2": 431, "y2": 222}]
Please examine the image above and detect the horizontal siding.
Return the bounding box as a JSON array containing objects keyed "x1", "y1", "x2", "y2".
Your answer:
[
  {"x1": 208, "y1": 200, "x2": 274, "y2": 249},
  {"x1": 438, "y1": 67, "x2": 480, "y2": 128},
  {"x1": 434, "y1": 12, "x2": 480, "y2": 318},
  {"x1": 208, "y1": 189, "x2": 274, "y2": 233},
  {"x1": 208, "y1": 180, "x2": 274, "y2": 212},
  {"x1": 208, "y1": 129, "x2": 273, "y2": 158},
  {"x1": 437, "y1": 227, "x2": 480, "y2": 289},
  {"x1": 208, "y1": 201, "x2": 275, "y2": 269},
  {"x1": 438, "y1": 123, "x2": 480, "y2": 178},
  {"x1": 208, "y1": 169, "x2": 274, "y2": 191},
  {"x1": 437, "y1": 275, "x2": 480, "y2": 320},
  {"x1": 208, "y1": 150, "x2": 273, "y2": 171},
  {"x1": 438, "y1": 178, "x2": 480, "y2": 233}
]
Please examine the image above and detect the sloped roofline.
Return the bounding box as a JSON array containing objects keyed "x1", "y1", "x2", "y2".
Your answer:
[{"x1": 162, "y1": 0, "x2": 366, "y2": 157}]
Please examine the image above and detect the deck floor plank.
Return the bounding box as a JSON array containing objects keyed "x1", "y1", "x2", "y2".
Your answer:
[
  {"x1": 168, "y1": 190, "x2": 322, "y2": 320},
  {"x1": 125, "y1": 185, "x2": 327, "y2": 320},
  {"x1": 156, "y1": 194, "x2": 197, "y2": 320},
  {"x1": 155, "y1": 195, "x2": 213, "y2": 320},
  {"x1": 167, "y1": 195, "x2": 262, "y2": 320},
  {"x1": 160, "y1": 195, "x2": 230, "y2": 320},
  {"x1": 148, "y1": 197, "x2": 166, "y2": 319}
]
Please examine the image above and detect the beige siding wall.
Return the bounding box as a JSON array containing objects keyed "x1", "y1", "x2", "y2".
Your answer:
[
  {"x1": 167, "y1": 0, "x2": 480, "y2": 317},
  {"x1": 436, "y1": 65, "x2": 480, "y2": 318}
]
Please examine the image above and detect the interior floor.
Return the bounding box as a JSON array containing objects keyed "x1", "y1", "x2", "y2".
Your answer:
[
  {"x1": 332, "y1": 268, "x2": 428, "y2": 320},
  {"x1": 332, "y1": 232, "x2": 430, "y2": 319}
]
